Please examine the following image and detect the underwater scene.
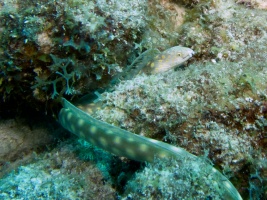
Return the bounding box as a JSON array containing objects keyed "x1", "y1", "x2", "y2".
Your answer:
[{"x1": 0, "y1": 0, "x2": 267, "y2": 199}]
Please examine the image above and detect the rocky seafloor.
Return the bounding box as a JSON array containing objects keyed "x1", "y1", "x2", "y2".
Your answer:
[{"x1": 0, "y1": 0, "x2": 267, "y2": 199}]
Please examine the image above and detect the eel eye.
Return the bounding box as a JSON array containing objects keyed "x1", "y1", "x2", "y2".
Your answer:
[{"x1": 177, "y1": 52, "x2": 182, "y2": 56}]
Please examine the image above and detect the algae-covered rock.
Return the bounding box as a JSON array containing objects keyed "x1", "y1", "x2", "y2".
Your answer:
[
  {"x1": 1, "y1": 0, "x2": 267, "y2": 199},
  {"x1": 0, "y1": 140, "x2": 117, "y2": 199},
  {"x1": 0, "y1": 0, "x2": 148, "y2": 113},
  {"x1": 94, "y1": 58, "x2": 267, "y2": 198}
]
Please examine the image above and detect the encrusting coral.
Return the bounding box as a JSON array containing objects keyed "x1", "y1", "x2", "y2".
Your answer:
[
  {"x1": 0, "y1": 0, "x2": 148, "y2": 114},
  {"x1": 94, "y1": 58, "x2": 267, "y2": 199},
  {"x1": 1, "y1": 0, "x2": 267, "y2": 199},
  {"x1": 0, "y1": 140, "x2": 117, "y2": 199}
]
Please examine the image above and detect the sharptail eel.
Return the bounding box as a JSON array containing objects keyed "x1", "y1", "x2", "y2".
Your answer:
[{"x1": 58, "y1": 46, "x2": 242, "y2": 200}]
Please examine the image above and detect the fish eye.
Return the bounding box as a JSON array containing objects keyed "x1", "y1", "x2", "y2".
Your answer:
[{"x1": 177, "y1": 52, "x2": 182, "y2": 56}]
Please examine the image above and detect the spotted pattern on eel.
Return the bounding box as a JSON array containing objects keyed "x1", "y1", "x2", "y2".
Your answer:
[{"x1": 58, "y1": 46, "x2": 242, "y2": 200}]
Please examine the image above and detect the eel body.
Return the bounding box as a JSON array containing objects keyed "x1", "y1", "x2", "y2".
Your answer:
[
  {"x1": 59, "y1": 98, "x2": 193, "y2": 162},
  {"x1": 59, "y1": 99, "x2": 242, "y2": 200},
  {"x1": 58, "y1": 46, "x2": 242, "y2": 199}
]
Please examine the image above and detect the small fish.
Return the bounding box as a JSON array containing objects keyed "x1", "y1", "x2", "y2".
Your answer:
[
  {"x1": 110, "y1": 46, "x2": 194, "y2": 87},
  {"x1": 141, "y1": 46, "x2": 194, "y2": 74}
]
